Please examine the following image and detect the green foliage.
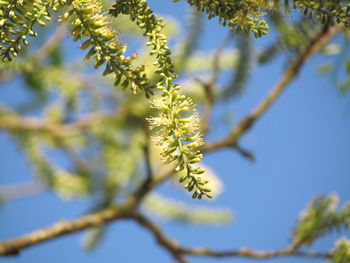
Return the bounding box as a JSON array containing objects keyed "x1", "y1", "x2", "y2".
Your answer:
[
  {"x1": 0, "y1": 109, "x2": 55, "y2": 186},
  {"x1": 81, "y1": 227, "x2": 105, "y2": 250},
  {"x1": 16, "y1": 132, "x2": 89, "y2": 198},
  {"x1": 61, "y1": 0, "x2": 155, "y2": 97},
  {"x1": 329, "y1": 238, "x2": 350, "y2": 263},
  {"x1": 180, "y1": 49, "x2": 238, "y2": 74},
  {"x1": 292, "y1": 194, "x2": 350, "y2": 247},
  {"x1": 339, "y1": 59, "x2": 350, "y2": 94},
  {"x1": 110, "y1": 0, "x2": 211, "y2": 199},
  {"x1": 0, "y1": 0, "x2": 349, "y2": 205},
  {"x1": 0, "y1": 0, "x2": 64, "y2": 61},
  {"x1": 316, "y1": 50, "x2": 350, "y2": 95},
  {"x1": 143, "y1": 193, "x2": 232, "y2": 225},
  {"x1": 1, "y1": 57, "x2": 82, "y2": 109},
  {"x1": 53, "y1": 170, "x2": 89, "y2": 199},
  {"x1": 20, "y1": 135, "x2": 57, "y2": 186},
  {"x1": 258, "y1": 12, "x2": 316, "y2": 64},
  {"x1": 98, "y1": 127, "x2": 145, "y2": 199},
  {"x1": 181, "y1": 0, "x2": 269, "y2": 38},
  {"x1": 317, "y1": 62, "x2": 333, "y2": 74},
  {"x1": 2, "y1": 0, "x2": 349, "y2": 199},
  {"x1": 287, "y1": 0, "x2": 350, "y2": 26},
  {"x1": 1, "y1": 0, "x2": 350, "y2": 259},
  {"x1": 174, "y1": 0, "x2": 350, "y2": 41}
]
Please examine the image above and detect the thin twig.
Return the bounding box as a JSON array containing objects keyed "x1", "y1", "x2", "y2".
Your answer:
[
  {"x1": 130, "y1": 212, "x2": 330, "y2": 262},
  {"x1": 233, "y1": 143, "x2": 255, "y2": 162},
  {"x1": 143, "y1": 140, "x2": 153, "y2": 181},
  {"x1": 199, "y1": 34, "x2": 231, "y2": 135},
  {"x1": 129, "y1": 141, "x2": 154, "y2": 206},
  {"x1": 0, "y1": 25, "x2": 67, "y2": 82},
  {"x1": 131, "y1": 212, "x2": 188, "y2": 263},
  {"x1": 34, "y1": 24, "x2": 67, "y2": 62},
  {"x1": 200, "y1": 24, "x2": 343, "y2": 153},
  {"x1": 181, "y1": 246, "x2": 331, "y2": 259},
  {"x1": 0, "y1": 181, "x2": 46, "y2": 201},
  {"x1": 128, "y1": 162, "x2": 176, "y2": 207},
  {"x1": 59, "y1": 143, "x2": 94, "y2": 176}
]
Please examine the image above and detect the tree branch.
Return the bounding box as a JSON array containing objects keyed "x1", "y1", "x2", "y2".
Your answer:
[
  {"x1": 0, "y1": 111, "x2": 115, "y2": 139},
  {"x1": 198, "y1": 33, "x2": 231, "y2": 135},
  {"x1": 130, "y1": 212, "x2": 330, "y2": 262},
  {"x1": 0, "y1": 204, "x2": 132, "y2": 256},
  {"x1": 131, "y1": 212, "x2": 188, "y2": 263},
  {"x1": 181, "y1": 247, "x2": 331, "y2": 259},
  {"x1": 128, "y1": 162, "x2": 176, "y2": 207},
  {"x1": 0, "y1": 188, "x2": 332, "y2": 261},
  {"x1": 0, "y1": 162, "x2": 176, "y2": 256},
  {"x1": 0, "y1": 23, "x2": 343, "y2": 262},
  {"x1": 200, "y1": 24, "x2": 343, "y2": 153}
]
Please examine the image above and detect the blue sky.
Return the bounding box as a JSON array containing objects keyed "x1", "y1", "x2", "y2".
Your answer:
[{"x1": 1, "y1": 1, "x2": 350, "y2": 263}]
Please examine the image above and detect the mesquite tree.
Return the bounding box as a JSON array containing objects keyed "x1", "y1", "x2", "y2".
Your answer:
[{"x1": 0, "y1": 0, "x2": 350, "y2": 262}]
